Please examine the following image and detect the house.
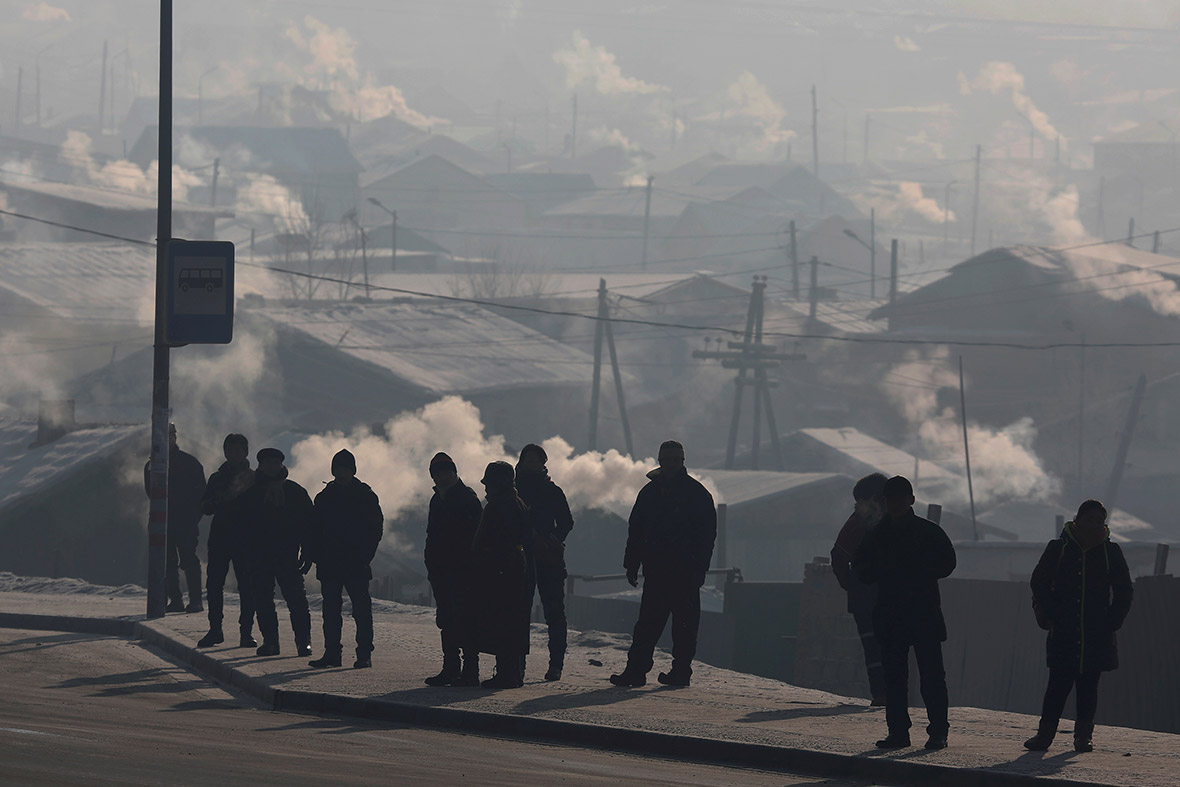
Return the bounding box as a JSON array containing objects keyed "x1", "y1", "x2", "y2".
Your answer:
[
  {"x1": 1093, "y1": 123, "x2": 1179, "y2": 186},
  {"x1": 361, "y1": 155, "x2": 527, "y2": 231},
  {"x1": 483, "y1": 172, "x2": 597, "y2": 218}
]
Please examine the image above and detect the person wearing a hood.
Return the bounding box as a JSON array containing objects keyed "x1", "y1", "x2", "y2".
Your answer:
[
  {"x1": 197, "y1": 433, "x2": 257, "y2": 648},
  {"x1": 240, "y1": 447, "x2": 315, "y2": 657},
  {"x1": 308, "y1": 450, "x2": 384, "y2": 670},
  {"x1": 830, "y1": 472, "x2": 889, "y2": 706},
  {"x1": 853, "y1": 475, "x2": 956, "y2": 751},
  {"x1": 610, "y1": 441, "x2": 716, "y2": 688},
  {"x1": 471, "y1": 460, "x2": 530, "y2": 689},
  {"x1": 423, "y1": 452, "x2": 483, "y2": 687},
  {"x1": 1024, "y1": 499, "x2": 1133, "y2": 753},
  {"x1": 515, "y1": 443, "x2": 574, "y2": 682},
  {"x1": 143, "y1": 423, "x2": 207, "y2": 613}
]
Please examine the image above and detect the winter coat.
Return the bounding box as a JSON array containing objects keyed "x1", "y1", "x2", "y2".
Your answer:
[
  {"x1": 201, "y1": 460, "x2": 254, "y2": 553},
  {"x1": 853, "y1": 508, "x2": 957, "y2": 645},
  {"x1": 238, "y1": 468, "x2": 314, "y2": 568},
  {"x1": 311, "y1": 478, "x2": 384, "y2": 582},
  {"x1": 424, "y1": 480, "x2": 483, "y2": 583},
  {"x1": 623, "y1": 467, "x2": 717, "y2": 586},
  {"x1": 471, "y1": 488, "x2": 530, "y2": 656},
  {"x1": 831, "y1": 509, "x2": 878, "y2": 616},
  {"x1": 143, "y1": 446, "x2": 207, "y2": 535},
  {"x1": 515, "y1": 467, "x2": 574, "y2": 567},
  {"x1": 1031, "y1": 523, "x2": 1133, "y2": 673}
]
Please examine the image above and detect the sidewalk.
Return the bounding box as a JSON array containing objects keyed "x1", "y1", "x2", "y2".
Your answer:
[{"x1": 1, "y1": 582, "x2": 1177, "y2": 787}]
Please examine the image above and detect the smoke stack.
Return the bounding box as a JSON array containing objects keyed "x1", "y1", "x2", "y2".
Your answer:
[{"x1": 31, "y1": 399, "x2": 75, "y2": 448}]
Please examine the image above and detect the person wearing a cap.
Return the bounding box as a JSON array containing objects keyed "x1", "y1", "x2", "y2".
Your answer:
[
  {"x1": 197, "y1": 433, "x2": 258, "y2": 649},
  {"x1": 611, "y1": 440, "x2": 716, "y2": 688},
  {"x1": 471, "y1": 460, "x2": 530, "y2": 689},
  {"x1": 240, "y1": 447, "x2": 315, "y2": 658},
  {"x1": 143, "y1": 423, "x2": 207, "y2": 614},
  {"x1": 307, "y1": 449, "x2": 384, "y2": 670},
  {"x1": 515, "y1": 443, "x2": 574, "y2": 682},
  {"x1": 853, "y1": 475, "x2": 956, "y2": 751},
  {"x1": 423, "y1": 452, "x2": 484, "y2": 686}
]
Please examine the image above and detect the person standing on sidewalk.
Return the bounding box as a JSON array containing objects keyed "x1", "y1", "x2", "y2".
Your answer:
[
  {"x1": 471, "y1": 461, "x2": 531, "y2": 689},
  {"x1": 853, "y1": 475, "x2": 956, "y2": 750},
  {"x1": 241, "y1": 447, "x2": 314, "y2": 658},
  {"x1": 830, "y1": 472, "x2": 889, "y2": 706},
  {"x1": 515, "y1": 443, "x2": 574, "y2": 682},
  {"x1": 197, "y1": 433, "x2": 257, "y2": 648},
  {"x1": 610, "y1": 440, "x2": 716, "y2": 689},
  {"x1": 423, "y1": 452, "x2": 483, "y2": 687},
  {"x1": 143, "y1": 423, "x2": 206, "y2": 614},
  {"x1": 308, "y1": 450, "x2": 384, "y2": 670},
  {"x1": 1024, "y1": 499, "x2": 1133, "y2": 753}
]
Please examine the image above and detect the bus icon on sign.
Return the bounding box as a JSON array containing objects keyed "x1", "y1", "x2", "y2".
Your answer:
[{"x1": 179, "y1": 268, "x2": 224, "y2": 293}]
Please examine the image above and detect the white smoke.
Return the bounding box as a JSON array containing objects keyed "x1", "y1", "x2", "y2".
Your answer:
[
  {"x1": 62, "y1": 131, "x2": 202, "y2": 202},
  {"x1": 893, "y1": 35, "x2": 920, "y2": 53},
  {"x1": 285, "y1": 15, "x2": 359, "y2": 82},
  {"x1": 1059, "y1": 245, "x2": 1180, "y2": 317},
  {"x1": 326, "y1": 80, "x2": 443, "y2": 128},
  {"x1": 720, "y1": 71, "x2": 794, "y2": 153},
  {"x1": 22, "y1": 2, "x2": 70, "y2": 22},
  {"x1": 962, "y1": 61, "x2": 1065, "y2": 151},
  {"x1": 881, "y1": 349, "x2": 1060, "y2": 508},
  {"x1": 234, "y1": 173, "x2": 309, "y2": 233},
  {"x1": 554, "y1": 31, "x2": 668, "y2": 95},
  {"x1": 851, "y1": 181, "x2": 953, "y2": 225}
]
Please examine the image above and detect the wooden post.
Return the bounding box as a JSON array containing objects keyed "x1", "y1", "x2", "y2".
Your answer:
[
  {"x1": 789, "y1": 220, "x2": 799, "y2": 300},
  {"x1": 1154, "y1": 544, "x2": 1170, "y2": 576},
  {"x1": 959, "y1": 356, "x2": 979, "y2": 540},
  {"x1": 1104, "y1": 373, "x2": 1147, "y2": 512},
  {"x1": 604, "y1": 300, "x2": 634, "y2": 456},
  {"x1": 587, "y1": 278, "x2": 606, "y2": 450},
  {"x1": 889, "y1": 239, "x2": 898, "y2": 305},
  {"x1": 970, "y1": 144, "x2": 981, "y2": 256},
  {"x1": 808, "y1": 256, "x2": 819, "y2": 320}
]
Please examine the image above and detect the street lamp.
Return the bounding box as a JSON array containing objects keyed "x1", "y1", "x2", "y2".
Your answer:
[
  {"x1": 367, "y1": 196, "x2": 397, "y2": 272},
  {"x1": 197, "y1": 66, "x2": 218, "y2": 126},
  {"x1": 344, "y1": 209, "x2": 371, "y2": 297},
  {"x1": 843, "y1": 226, "x2": 876, "y2": 298}
]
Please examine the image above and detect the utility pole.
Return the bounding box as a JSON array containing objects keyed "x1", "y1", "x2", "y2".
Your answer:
[
  {"x1": 147, "y1": 1, "x2": 173, "y2": 620},
  {"x1": 571, "y1": 93, "x2": 578, "y2": 159},
  {"x1": 99, "y1": 40, "x2": 108, "y2": 134},
  {"x1": 1126, "y1": 218, "x2": 1135, "y2": 247},
  {"x1": 1104, "y1": 373, "x2": 1147, "y2": 512},
  {"x1": 35, "y1": 64, "x2": 41, "y2": 129},
  {"x1": 588, "y1": 278, "x2": 606, "y2": 450},
  {"x1": 870, "y1": 208, "x2": 877, "y2": 299},
  {"x1": 209, "y1": 157, "x2": 220, "y2": 207},
  {"x1": 958, "y1": 356, "x2": 979, "y2": 540},
  {"x1": 970, "y1": 144, "x2": 981, "y2": 256},
  {"x1": 641, "y1": 175, "x2": 654, "y2": 270},
  {"x1": 810, "y1": 85, "x2": 821, "y2": 207},
  {"x1": 390, "y1": 211, "x2": 397, "y2": 272},
  {"x1": 603, "y1": 298, "x2": 634, "y2": 457},
  {"x1": 889, "y1": 239, "x2": 898, "y2": 304},
  {"x1": 789, "y1": 220, "x2": 799, "y2": 300},
  {"x1": 359, "y1": 224, "x2": 369, "y2": 296},
  {"x1": 1097, "y1": 175, "x2": 1106, "y2": 237},
  {"x1": 808, "y1": 255, "x2": 819, "y2": 320},
  {"x1": 1153, "y1": 230, "x2": 1160, "y2": 254},
  {"x1": 1077, "y1": 334, "x2": 1086, "y2": 498},
  {"x1": 863, "y1": 114, "x2": 870, "y2": 163}
]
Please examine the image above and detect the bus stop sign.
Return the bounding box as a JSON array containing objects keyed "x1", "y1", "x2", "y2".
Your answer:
[{"x1": 166, "y1": 239, "x2": 234, "y2": 345}]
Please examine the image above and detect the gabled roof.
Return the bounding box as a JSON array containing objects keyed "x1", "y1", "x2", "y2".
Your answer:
[
  {"x1": 363, "y1": 154, "x2": 512, "y2": 197},
  {"x1": 0, "y1": 242, "x2": 155, "y2": 324},
  {"x1": 363, "y1": 224, "x2": 451, "y2": 254},
  {"x1": 0, "y1": 179, "x2": 231, "y2": 217},
  {"x1": 129, "y1": 125, "x2": 363, "y2": 175},
  {"x1": 483, "y1": 172, "x2": 596, "y2": 205},
  {"x1": 1095, "y1": 123, "x2": 1176, "y2": 145}
]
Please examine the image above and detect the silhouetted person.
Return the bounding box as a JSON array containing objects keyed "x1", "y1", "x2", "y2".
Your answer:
[
  {"x1": 515, "y1": 443, "x2": 574, "y2": 682},
  {"x1": 853, "y1": 476, "x2": 956, "y2": 750},
  {"x1": 471, "y1": 461, "x2": 530, "y2": 689},
  {"x1": 831, "y1": 472, "x2": 889, "y2": 706},
  {"x1": 611, "y1": 440, "x2": 716, "y2": 688},
  {"x1": 143, "y1": 423, "x2": 206, "y2": 614},
  {"x1": 308, "y1": 450, "x2": 384, "y2": 670},
  {"x1": 241, "y1": 447, "x2": 314, "y2": 658},
  {"x1": 1024, "y1": 500, "x2": 1133, "y2": 753},
  {"x1": 198, "y1": 433, "x2": 258, "y2": 648},
  {"x1": 424, "y1": 452, "x2": 483, "y2": 687}
]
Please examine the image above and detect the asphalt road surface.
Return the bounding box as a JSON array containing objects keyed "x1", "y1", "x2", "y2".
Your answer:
[{"x1": 0, "y1": 628, "x2": 880, "y2": 786}]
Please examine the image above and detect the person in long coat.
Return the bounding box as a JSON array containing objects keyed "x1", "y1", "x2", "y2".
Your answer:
[
  {"x1": 853, "y1": 475, "x2": 956, "y2": 751},
  {"x1": 423, "y1": 452, "x2": 483, "y2": 687},
  {"x1": 471, "y1": 461, "x2": 530, "y2": 689},
  {"x1": 1024, "y1": 499, "x2": 1133, "y2": 753},
  {"x1": 308, "y1": 449, "x2": 384, "y2": 670},
  {"x1": 143, "y1": 423, "x2": 206, "y2": 613}
]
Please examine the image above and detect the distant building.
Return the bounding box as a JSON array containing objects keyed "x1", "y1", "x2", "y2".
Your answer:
[{"x1": 361, "y1": 155, "x2": 527, "y2": 231}]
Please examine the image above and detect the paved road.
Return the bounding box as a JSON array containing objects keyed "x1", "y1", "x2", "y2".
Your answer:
[{"x1": 0, "y1": 629, "x2": 879, "y2": 786}]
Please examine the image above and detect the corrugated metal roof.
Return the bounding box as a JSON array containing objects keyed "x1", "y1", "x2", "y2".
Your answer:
[
  {"x1": 0, "y1": 179, "x2": 230, "y2": 216},
  {"x1": 793, "y1": 427, "x2": 960, "y2": 483},
  {"x1": 0, "y1": 243, "x2": 156, "y2": 323},
  {"x1": 0, "y1": 420, "x2": 141, "y2": 511},
  {"x1": 257, "y1": 301, "x2": 597, "y2": 394}
]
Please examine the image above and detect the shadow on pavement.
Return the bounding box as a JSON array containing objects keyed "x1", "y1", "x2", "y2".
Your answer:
[
  {"x1": 1005, "y1": 749, "x2": 1080, "y2": 775},
  {"x1": 737, "y1": 703, "x2": 875, "y2": 723},
  {"x1": 510, "y1": 686, "x2": 651, "y2": 715},
  {"x1": 0, "y1": 632, "x2": 99, "y2": 656}
]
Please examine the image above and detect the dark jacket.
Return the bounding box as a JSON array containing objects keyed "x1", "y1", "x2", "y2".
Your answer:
[
  {"x1": 472, "y1": 487, "x2": 530, "y2": 656},
  {"x1": 623, "y1": 467, "x2": 717, "y2": 585},
  {"x1": 1031, "y1": 523, "x2": 1133, "y2": 673},
  {"x1": 143, "y1": 446, "x2": 207, "y2": 534},
  {"x1": 831, "y1": 509, "x2": 878, "y2": 615},
  {"x1": 238, "y1": 467, "x2": 314, "y2": 567},
  {"x1": 515, "y1": 467, "x2": 574, "y2": 564},
  {"x1": 311, "y1": 478, "x2": 384, "y2": 582},
  {"x1": 853, "y1": 509, "x2": 956, "y2": 644},
  {"x1": 201, "y1": 460, "x2": 254, "y2": 552},
  {"x1": 424, "y1": 480, "x2": 483, "y2": 582}
]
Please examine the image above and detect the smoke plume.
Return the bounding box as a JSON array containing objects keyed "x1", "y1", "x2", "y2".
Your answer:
[
  {"x1": 963, "y1": 61, "x2": 1065, "y2": 151},
  {"x1": 554, "y1": 31, "x2": 668, "y2": 96},
  {"x1": 719, "y1": 71, "x2": 794, "y2": 153},
  {"x1": 22, "y1": 2, "x2": 70, "y2": 22},
  {"x1": 62, "y1": 131, "x2": 202, "y2": 202}
]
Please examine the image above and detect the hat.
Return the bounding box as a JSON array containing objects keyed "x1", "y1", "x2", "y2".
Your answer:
[
  {"x1": 658, "y1": 440, "x2": 685, "y2": 460},
  {"x1": 223, "y1": 433, "x2": 249, "y2": 452},
  {"x1": 331, "y1": 449, "x2": 356, "y2": 473},
  {"x1": 883, "y1": 475, "x2": 914, "y2": 500},
  {"x1": 480, "y1": 460, "x2": 515, "y2": 487},
  {"x1": 429, "y1": 452, "x2": 457, "y2": 475},
  {"x1": 518, "y1": 443, "x2": 547, "y2": 463},
  {"x1": 257, "y1": 447, "x2": 285, "y2": 463}
]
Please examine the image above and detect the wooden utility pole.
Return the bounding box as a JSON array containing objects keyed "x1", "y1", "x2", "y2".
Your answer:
[
  {"x1": 959, "y1": 356, "x2": 979, "y2": 540},
  {"x1": 808, "y1": 255, "x2": 819, "y2": 320},
  {"x1": 1104, "y1": 373, "x2": 1147, "y2": 512},
  {"x1": 209, "y1": 157, "x2": 220, "y2": 207},
  {"x1": 99, "y1": 40, "x2": 108, "y2": 134},
  {"x1": 1153, "y1": 230, "x2": 1161, "y2": 254},
  {"x1": 811, "y1": 85, "x2": 823, "y2": 212},
  {"x1": 587, "y1": 279, "x2": 633, "y2": 454},
  {"x1": 889, "y1": 239, "x2": 898, "y2": 304},
  {"x1": 35, "y1": 64, "x2": 41, "y2": 129},
  {"x1": 604, "y1": 308, "x2": 634, "y2": 456},
  {"x1": 1097, "y1": 175, "x2": 1106, "y2": 237},
  {"x1": 641, "y1": 175, "x2": 654, "y2": 270},
  {"x1": 1126, "y1": 218, "x2": 1135, "y2": 247},
  {"x1": 970, "y1": 144, "x2": 981, "y2": 256},
  {"x1": 789, "y1": 220, "x2": 799, "y2": 300},
  {"x1": 870, "y1": 208, "x2": 877, "y2": 299}
]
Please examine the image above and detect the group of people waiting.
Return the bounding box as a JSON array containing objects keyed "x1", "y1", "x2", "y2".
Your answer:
[{"x1": 832, "y1": 473, "x2": 1134, "y2": 753}]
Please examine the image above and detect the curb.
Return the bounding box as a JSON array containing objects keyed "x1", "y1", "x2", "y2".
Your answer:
[{"x1": 0, "y1": 612, "x2": 1114, "y2": 787}]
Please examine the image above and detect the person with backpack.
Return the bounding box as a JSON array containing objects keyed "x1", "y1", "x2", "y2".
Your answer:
[{"x1": 1025, "y1": 499, "x2": 1134, "y2": 753}]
